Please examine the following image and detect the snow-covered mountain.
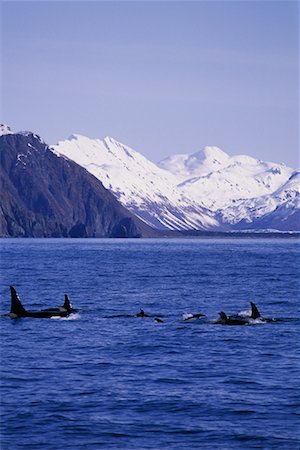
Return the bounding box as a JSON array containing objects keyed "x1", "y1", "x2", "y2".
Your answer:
[
  {"x1": 52, "y1": 135, "x2": 219, "y2": 231},
  {"x1": 159, "y1": 147, "x2": 299, "y2": 230},
  {"x1": 159, "y1": 148, "x2": 294, "y2": 208},
  {"x1": 159, "y1": 146, "x2": 231, "y2": 180},
  {"x1": 52, "y1": 134, "x2": 299, "y2": 232},
  {"x1": 216, "y1": 170, "x2": 300, "y2": 230}
]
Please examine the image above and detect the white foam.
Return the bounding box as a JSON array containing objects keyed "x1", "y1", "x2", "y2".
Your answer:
[
  {"x1": 248, "y1": 318, "x2": 266, "y2": 325},
  {"x1": 51, "y1": 313, "x2": 81, "y2": 320},
  {"x1": 238, "y1": 309, "x2": 251, "y2": 317}
]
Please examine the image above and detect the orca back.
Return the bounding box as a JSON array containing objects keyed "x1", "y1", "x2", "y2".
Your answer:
[{"x1": 10, "y1": 286, "x2": 27, "y2": 316}]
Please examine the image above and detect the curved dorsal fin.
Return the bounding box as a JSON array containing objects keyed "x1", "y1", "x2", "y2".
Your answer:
[
  {"x1": 10, "y1": 286, "x2": 27, "y2": 316},
  {"x1": 250, "y1": 302, "x2": 261, "y2": 319}
]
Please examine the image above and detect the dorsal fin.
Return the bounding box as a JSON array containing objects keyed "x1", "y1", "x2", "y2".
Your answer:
[
  {"x1": 63, "y1": 294, "x2": 72, "y2": 311},
  {"x1": 250, "y1": 302, "x2": 261, "y2": 319},
  {"x1": 10, "y1": 286, "x2": 27, "y2": 316},
  {"x1": 219, "y1": 311, "x2": 228, "y2": 321}
]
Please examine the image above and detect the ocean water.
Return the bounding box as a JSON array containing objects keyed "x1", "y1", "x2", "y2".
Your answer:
[{"x1": 0, "y1": 238, "x2": 299, "y2": 450}]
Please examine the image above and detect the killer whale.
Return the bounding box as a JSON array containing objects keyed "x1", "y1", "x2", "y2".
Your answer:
[
  {"x1": 216, "y1": 302, "x2": 272, "y2": 325},
  {"x1": 136, "y1": 309, "x2": 164, "y2": 322},
  {"x1": 41, "y1": 295, "x2": 78, "y2": 313},
  {"x1": 7, "y1": 286, "x2": 76, "y2": 319},
  {"x1": 216, "y1": 311, "x2": 249, "y2": 325},
  {"x1": 249, "y1": 302, "x2": 274, "y2": 322},
  {"x1": 183, "y1": 313, "x2": 206, "y2": 321},
  {"x1": 136, "y1": 309, "x2": 150, "y2": 317}
]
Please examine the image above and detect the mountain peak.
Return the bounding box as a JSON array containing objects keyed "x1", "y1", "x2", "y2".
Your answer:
[
  {"x1": 201, "y1": 146, "x2": 230, "y2": 162},
  {"x1": 0, "y1": 125, "x2": 45, "y2": 144},
  {"x1": 103, "y1": 136, "x2": 117, "y2": 144},
  {"x1": 0, "y1": 124, "x2": 13, "y2": 136},
  {"x1": 65, "y1": 134, "x2": 123, "y2": 149},
  {"x1": 66, "y1": 133, "x2": 88, "y2": 141},
  {"x1": 158, "y1": 145, "x2": 230, "y2": 179}
]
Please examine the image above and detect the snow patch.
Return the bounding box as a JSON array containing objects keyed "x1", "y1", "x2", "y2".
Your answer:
[{"x1": 0, "y1": 124, "x2": 13, "y2": 136}]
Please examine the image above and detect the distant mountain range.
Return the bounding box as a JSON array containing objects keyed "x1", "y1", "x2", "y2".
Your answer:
[
  {"x1": 52, "y1": 133, "x2": 300, "y2": 232},
  {"x1": 1, "y1": 124, "x2": 299, "y2": 237}
]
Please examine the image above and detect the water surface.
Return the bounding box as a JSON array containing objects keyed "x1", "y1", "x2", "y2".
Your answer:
[{"x1": 1, "y1": 238, "x2": 299, "y2": 449}]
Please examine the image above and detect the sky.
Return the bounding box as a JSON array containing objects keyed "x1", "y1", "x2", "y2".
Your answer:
[{"x1": 1, "y1": 0, "x2": 299, "y2": 167}]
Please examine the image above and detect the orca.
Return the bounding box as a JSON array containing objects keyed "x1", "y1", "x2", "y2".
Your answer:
[
  {"x1": 216, "y1": 302, "x2": 273, "y2": 325},
  {"x1": 7, "y1": 286, "x2": 75, "y2": 319},
  {"x1": 250, "y1": 302, "x2": 273, "y2": 322},
  {"x1": 136, "y1": 309, "x2": 149, "y2": 317},
  {"x1": 183, "y1": 313, "x2": 206, "y2": 321},
  {"x1": 216, "y1": 311, "x2": 249, "y2": 325},
  {"x1": 154, "y1": 317, "x2": 164, "y2": 323},
  {"x1": 41, "y1": 295, "x2": 78, "y2": 313}
]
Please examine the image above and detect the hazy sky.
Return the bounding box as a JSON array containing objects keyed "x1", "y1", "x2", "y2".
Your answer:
[{"x1": 1, "y1": 0, "x2": 299, "y2": 167}]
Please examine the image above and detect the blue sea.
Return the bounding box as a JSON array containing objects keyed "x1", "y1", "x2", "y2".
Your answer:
[{"x1": 1, "y1": 238, "x2": 299, "y2": 450}]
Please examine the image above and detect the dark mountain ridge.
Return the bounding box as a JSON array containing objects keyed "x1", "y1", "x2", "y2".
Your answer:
[{"x1": 0, "y1": 132, "x2": 161, "y2": 238}]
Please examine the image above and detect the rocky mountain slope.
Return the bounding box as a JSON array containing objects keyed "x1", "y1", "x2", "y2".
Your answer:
[{"x1": 0, "y1": 128, "x2": 160, "y2": 238}]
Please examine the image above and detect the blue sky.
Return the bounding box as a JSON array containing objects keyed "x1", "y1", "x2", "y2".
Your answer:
[{"x1": 1, "y1": 0, "x2": 299, "y2": 166}]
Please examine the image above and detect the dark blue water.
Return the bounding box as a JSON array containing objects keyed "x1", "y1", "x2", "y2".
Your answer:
[{"x1": 1, "y1": 238, "x2": 299, "y2": 449}]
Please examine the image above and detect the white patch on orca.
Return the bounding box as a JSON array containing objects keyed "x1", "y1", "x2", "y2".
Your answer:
[
  {"x1": 51, "y1": 313, "x2": 81, "y2": 320},
  {"x1": 182, "y1": 313, "x2": 194, "y2": 321},
  {"x1": 182, "y1": 313, "x2": 193, "y2": 320}
]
